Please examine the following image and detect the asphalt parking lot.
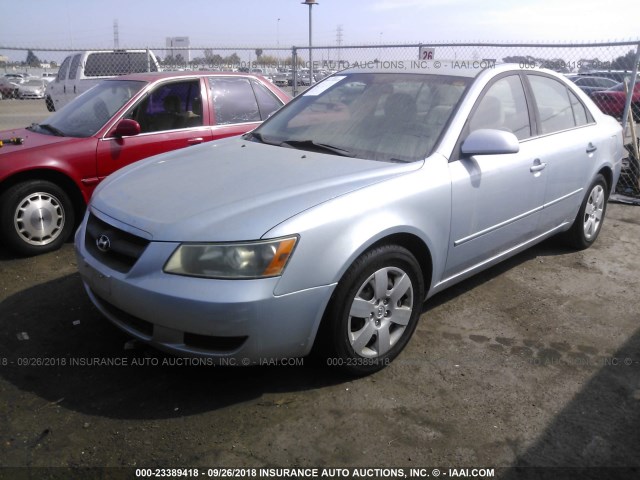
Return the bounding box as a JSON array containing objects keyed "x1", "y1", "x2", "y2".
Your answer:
[{"x1": 1, "y1": 98, "x2": 640, "y2": 476}]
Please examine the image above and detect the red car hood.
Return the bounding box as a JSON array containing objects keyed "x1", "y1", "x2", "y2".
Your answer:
[{"x1": 0, "y1": 127, "x2": 73, "y2": 156}]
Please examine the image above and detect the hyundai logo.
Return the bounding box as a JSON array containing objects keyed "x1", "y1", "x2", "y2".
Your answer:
[{"x1": 96, "y1": 234, "x2": 111, "y2": 252}]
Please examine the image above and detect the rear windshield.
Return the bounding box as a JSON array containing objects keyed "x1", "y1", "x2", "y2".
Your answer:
[{"x1": 84, "y1": 52, "x2": 158, "y2": 77}]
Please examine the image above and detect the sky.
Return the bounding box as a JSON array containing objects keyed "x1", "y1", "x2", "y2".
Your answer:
[{"x1": 0, "y1": 0, "x2": 639, "y2": 63}]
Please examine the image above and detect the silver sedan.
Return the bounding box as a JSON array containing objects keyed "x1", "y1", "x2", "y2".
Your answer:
[{"x1": 75, "y1": 64, "x2": 623, "y2": 374}]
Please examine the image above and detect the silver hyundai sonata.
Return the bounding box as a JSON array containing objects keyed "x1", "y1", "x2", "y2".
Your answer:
[{"x1": 75, "y1": 64, "x2": 623, "y2": 374}]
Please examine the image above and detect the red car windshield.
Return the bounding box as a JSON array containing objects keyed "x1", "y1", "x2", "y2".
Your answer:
[{"x1": 30, "y1": 80, "x2": 146, "y2": 138}]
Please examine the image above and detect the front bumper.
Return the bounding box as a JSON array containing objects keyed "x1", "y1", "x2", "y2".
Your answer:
[{"x1": 75, "y1": 211, "x2": 335, "y2": 363}]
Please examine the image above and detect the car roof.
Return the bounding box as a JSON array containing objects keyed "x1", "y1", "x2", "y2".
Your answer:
[{"x1": 111, "y1": 70, "x2": 267, "y2": 82}]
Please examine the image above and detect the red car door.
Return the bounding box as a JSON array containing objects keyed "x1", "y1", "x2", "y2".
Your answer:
[{"x1": 96, "y1": 78, "x2": 213, "y2": 180}]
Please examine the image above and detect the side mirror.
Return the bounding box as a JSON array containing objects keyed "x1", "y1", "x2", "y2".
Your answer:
[
  {"x1": 111, "y1": 119, "x2": 141, "y2": 138},
  {"x1": 461, "y1": 129, "x2": 519, "y2": 156}
]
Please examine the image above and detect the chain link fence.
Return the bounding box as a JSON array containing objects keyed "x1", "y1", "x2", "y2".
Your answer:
[{"x1": 1, "y1": 40, "x2": 639, "y2": 200}]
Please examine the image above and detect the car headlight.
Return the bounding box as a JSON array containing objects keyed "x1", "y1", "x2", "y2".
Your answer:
[{"x1": 163, "y1": 236, "x2": 298, "y2": 279}]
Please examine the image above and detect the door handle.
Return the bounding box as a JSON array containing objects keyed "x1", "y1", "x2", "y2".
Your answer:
[
  {"x1": 586, "y1": 143, "x2": 597, "y2": 154},
  {"x1": 530, "y1": 159, "x2": 547, "y2": 173},
  {"x1": 187, "y1": 138, "x2": 204, "y2": 145}
]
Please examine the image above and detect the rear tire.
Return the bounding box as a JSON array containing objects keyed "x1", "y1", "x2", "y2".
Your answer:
[
  {"x1": 321, "y1": 244, "x2": 424, "y2": 375},
  {"x1": 564, "y1": 174, "x2": 608, "y2": 250},
  {"x1": 0, "y1": 180, "x2": 75, "y2": 256}
]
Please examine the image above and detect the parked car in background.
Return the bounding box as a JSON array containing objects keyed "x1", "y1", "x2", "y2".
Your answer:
[
  {"x1": 579, "y1": 70, "x2": 640, "y2": 84},
  {"x1": 17, "y1": 78, "x2": 47, "y2": 99},
  {"x1": 3, "y1": 73, "x2": 28, "y2": 84},
  {"x1": 75, "y1": 65, "x2": 623, "y2": 375},
  {"x1": 41, "y1": 72, "x2": 57, "y2": 83},
  {"x1": 45, "y1": 49, "x2": 160, "y2": 111},
  {"x1": 250, "y1": 68, "x2": 277, "y2": 83},
  {"x1": 273, "y1": 68, "x2": 292, "y2": 87},
  {"x1": 566, "y1": 75, "x2": 618, "y2": 96},
  {"x1": 591, "y1": 81, "x2": 640, "y2": 120},
  {"x1": 0, "y1": 77, "x2": 21, "y2": 99},
  {"x1": 0, "y1": 71, "x2": 290, "y2": 255}
]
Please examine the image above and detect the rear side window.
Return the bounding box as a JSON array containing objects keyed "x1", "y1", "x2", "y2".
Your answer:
[
  {"x1": 68, "y1": 54, "x2": 82, "y2": 80},
  {"x1": 528, "y1": 75, "x2": 577, "y2": 134},
  {"x1": 85, "y1": 52, "x2": 158, "y2": 77},
  {"x1": 208, "y1": 77, "x2": 261, "y2": 125},
  {"x1": 568, "y1": 90, "x2": 588, "y2": 126},
  {"x1": 251, "y1": 80, "x2": 283, "y2": 119}
]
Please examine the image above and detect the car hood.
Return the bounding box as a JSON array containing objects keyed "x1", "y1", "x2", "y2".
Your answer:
[
  {"x1": 91, "y1": 138, "x2": 422, "y2": 242},
  {"x1": 0, "y1": 128, "x2": 73, "y2": 157}
]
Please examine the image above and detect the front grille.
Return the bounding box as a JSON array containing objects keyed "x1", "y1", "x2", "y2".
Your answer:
[
  {"x1": 85, "y1": 214, "x2": 149, "y2": 273},
  {"x1": 93, "y1": 290, "x2": 248, "y2": 353}
]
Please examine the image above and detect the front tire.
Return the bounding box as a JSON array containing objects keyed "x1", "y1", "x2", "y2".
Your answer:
[
  {"x1": 322, "y1": 244, "x2": 424, "y2": 375},
  {"x1": 45, "y1": 96, "x2": 55, "y2": 112},
  {"x1": 0, "y1": 180, "x2": 75, "y2": 256},
  {"x1": 565, "y1": 174, "x2": 608, "y2": 250}
]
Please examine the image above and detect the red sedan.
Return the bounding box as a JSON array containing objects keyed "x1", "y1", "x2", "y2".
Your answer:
[
  {"x1": 0, "y1": 71, "x2": 290, "y2": 255},
  {"x1": 590, "y1": 81, "x2": 640, "y2": 120}
]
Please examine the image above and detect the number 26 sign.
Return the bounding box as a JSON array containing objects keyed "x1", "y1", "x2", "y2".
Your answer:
[{"x1": 419, "y1": 47, "x2": 435, "y2": 60}]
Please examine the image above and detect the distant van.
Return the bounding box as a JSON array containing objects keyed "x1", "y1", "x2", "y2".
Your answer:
[{"x1": 46, "y1": 49, "x2": 159, "y2": 111}]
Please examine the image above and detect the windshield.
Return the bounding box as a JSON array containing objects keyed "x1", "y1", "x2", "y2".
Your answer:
[
  {"x1": 23, "y1": 79, "x2": 45, "y2": 87},
  {"x1": 253, "y1": 72, "x2": 470, "y2": 162},
  {"x1": 32, "y1": 79, "x2": 145, "y2": 138}
]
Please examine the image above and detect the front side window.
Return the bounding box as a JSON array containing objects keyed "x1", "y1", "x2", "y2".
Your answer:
[
  {"x1": 468, "y1": 75, "x2": 531, "y2": 140},
  {"x1": 124, "y1": 80, "x2": 203, "y2": 133},
  {"x1": 253, "y1": 73, "x2": 471, "y2": 163},
  {"x1": 209, "y1": 77, "x2": 261, "y2": 125}
]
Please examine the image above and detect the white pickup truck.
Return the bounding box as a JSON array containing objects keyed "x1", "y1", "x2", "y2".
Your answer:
[{"x1": 45, "y1": 49, "x2": 159, "y2": 111}]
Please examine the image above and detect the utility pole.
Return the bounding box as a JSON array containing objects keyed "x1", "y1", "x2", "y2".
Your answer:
[
  {"x1": 301, "y1": 0, "x2": 318, "y2": 84},
  {"x1": 336, "y1": 24, "x2": 343, "y2": 67},
  {"x1": 113, "y1": 19, "x2": 119, "y2": 49}
]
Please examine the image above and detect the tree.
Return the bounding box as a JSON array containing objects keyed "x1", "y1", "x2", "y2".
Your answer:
[
  {"x1": 257, "y1": 54, "x2": 278, "y2": 67},
  {"x1": 612, "y1": 50, "x2": 638, "y2": 71},
  {"x1": 255, "y1": 48, "x2": 263, "y2": 60},
  {"x1": 26, "y1": 50, "x2": 41, "y2": 67},
  {"x1": 224, "y1": 53, "x2": 241, "y2": 66}
]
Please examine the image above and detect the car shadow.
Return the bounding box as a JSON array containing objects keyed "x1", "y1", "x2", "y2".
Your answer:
[
  {"x1": 0, "y1": 272, "x2": 349, "y2": 420},
  {"x1": 421, "y1": 236, "x2": 572, "y2": 314},
  {"x1": 499, "y1": 327, "x2": 640, "y2": 479}
]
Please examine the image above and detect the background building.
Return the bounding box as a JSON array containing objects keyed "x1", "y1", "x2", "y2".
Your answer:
[{"x1": 165, "y1": 37, "x2": 191, "y2": 63}]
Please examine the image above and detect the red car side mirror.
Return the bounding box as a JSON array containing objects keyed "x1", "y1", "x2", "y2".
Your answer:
[{"x1": 111, "y1": 119, "x2": 141, "y2": 138}]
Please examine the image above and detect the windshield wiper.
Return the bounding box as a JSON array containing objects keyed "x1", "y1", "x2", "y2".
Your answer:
[
  {"x1": 280, "y1": 139, "x2": 353, "y2": 157},
  {"x1": 37, "y1": 123, "x2": 66, "y2": 137},
  {"x1": 244, "y1": 131, "x2": 278, "y2": 146}
]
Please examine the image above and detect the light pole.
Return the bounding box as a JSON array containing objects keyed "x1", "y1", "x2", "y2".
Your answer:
[
  {"x1": 301, "y1": 0, "x2": 318, "y2": 84},
  {"x1": 277, "y1": 18, "x2": 281, "y2": 66}
]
